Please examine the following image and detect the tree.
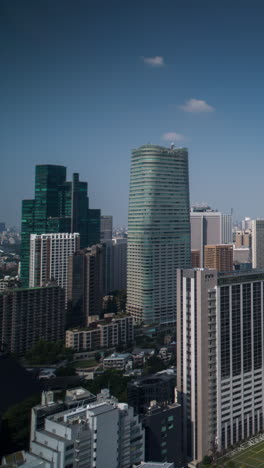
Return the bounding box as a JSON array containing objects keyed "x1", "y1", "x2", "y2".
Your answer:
[
  {"x1": 1, "y1": 394, "x2": 40, "y2": 456},
  {"x1": 55, "y1": 365, "x2": 76, "y2": 376},
  {"x1": 201, "y1": 455, "x2": 212, "y2": 465},
  {"x1": 144, "y1": 355, "x2": 166, "y2": 374},
  {"x1": 84, "y1": 369, "x2": 132, "y2": 402},
  {"x1": 94, "y1": 352, "x2": 101, "y2": 362},
  {"x1": 25, "y1": 340, "x2": 74, "y2": 365}
]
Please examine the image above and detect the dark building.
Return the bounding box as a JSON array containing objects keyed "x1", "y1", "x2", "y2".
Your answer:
[
  {"x1": 0, "y1": 284, "x2": 65, "y2": 355},
  {"x1": 67, "y1": 245, "x2": 104, "y2": 327},
  {"x1": 143, "y1": 402, "x2": 182, "y2": 467},
  {"x1": 0, "y1": 223, "x2": 6, "y2": 233},
  {"x1": 21, "y1": 166, "x2": 101, "y2": 286},
  {"x1": 127, "y1": 372, "x2": 176, "y2": 415}
]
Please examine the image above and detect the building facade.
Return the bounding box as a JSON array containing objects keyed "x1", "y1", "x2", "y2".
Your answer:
[
  {"x1": 29, "y1": 233, "x2": 80, "y2": 302},
  {"x1": 100, "y1": 215, "x2": 113, "y2": 242},
  {"x1": 252, "y1": 219, "x2": 264, "y2": 268},
  {"x1": 0, "y1": 284, "x2": 65, "y2": 355},
  {"x1": 177, "y1": 268, "x2": 264, "y2": 464},
  {"x1": 204, "y1": 244, "x2": 233, "y2": 272},
  {"x1": 128, "y1": 373, "x2": 176, "y2": 415},
  {"x1": 21, "y1": 166, "x2": 100, "y2": 287},
  {"x1": 66, "y1": 315, "x2": 134, "y2": 351},
  {"x1": 67, "y1": 245, "x2": 104, "y2": 327},
  {"x1": 127, "y1": 144, "x2": 191, "y2": 325},
  {"x1": 190, "y1": 207, "x2": 232, "y2": 267},
  {"x1": 102, "y1": 238, "x2": 127, "y2": 294},
  {"x1": 143, "y1": 402, "x2": 182, "y2": 467},
  {"x1": 10, "y1": 388, "x2": 144, "y2": 468}
]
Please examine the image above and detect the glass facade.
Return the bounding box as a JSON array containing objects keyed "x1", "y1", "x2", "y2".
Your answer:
[
  {"x1": 127, "y1": 144, "x2": 191, "y2": 324},
  {"x1": 20, "y1": 165, "x2": 100, "y2": 286}
]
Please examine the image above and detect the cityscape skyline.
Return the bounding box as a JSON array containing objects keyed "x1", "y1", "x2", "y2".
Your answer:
[{"x1": 3, "y1": 1, "x2": 264, "y2": 226}]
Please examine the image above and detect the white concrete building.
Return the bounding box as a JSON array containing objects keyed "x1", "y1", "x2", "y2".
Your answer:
[
  {"x1": 29, "y1": 233, "x2": 80, "y2": 301},
  {"x1": 13, "y1": 389, "x2": 144, "y2": 468},
  {"x1": 177, "y1": 268, "x2": 264, "y2": 465},
  {"x1": 252, "y1": 219, "x2": 264, "y2": 268},
  {"x1": 190, "y1": 208, "x2": 232, "y2": 267}
]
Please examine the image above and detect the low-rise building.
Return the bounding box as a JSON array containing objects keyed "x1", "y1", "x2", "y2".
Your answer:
[
  {"x1": 128, "y1": 373, "x2": 176, "y2": 415},
  {"x1": 66, "y1": 315, "x2": 133, "y2": 352},
  {"x1": 103, "y1": 352, "x2": 132, "y2": 370}
]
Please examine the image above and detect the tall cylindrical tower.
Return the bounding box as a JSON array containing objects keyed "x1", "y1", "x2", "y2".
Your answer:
[{"x1": 127, "y1": 144, "x2": 191, "y2": 325}]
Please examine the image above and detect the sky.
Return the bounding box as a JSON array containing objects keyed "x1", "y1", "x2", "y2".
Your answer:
[{"x1": 1, "y1": 0, "x2": 264, "y2": 227}]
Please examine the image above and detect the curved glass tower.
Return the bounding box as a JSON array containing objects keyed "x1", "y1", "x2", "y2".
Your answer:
[{"x1": 127, "y1": 144, "x2": 191, "y2": 324}]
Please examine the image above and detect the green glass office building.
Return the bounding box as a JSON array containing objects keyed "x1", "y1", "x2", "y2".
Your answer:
[
  {"x1": 21, "y1": 165, "x2": 100, "y2": 286},
  {"x1": 127, "y1": 144, "x2": 191, "y2": 325}
]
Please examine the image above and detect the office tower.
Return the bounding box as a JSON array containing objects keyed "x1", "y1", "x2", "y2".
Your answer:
[
  {"x1": 177, "y1": 268, "x2": 264, "y2": 464},
  {"x1": 67, "y1": 245, "x2": 104, "y2": 327},
  {"x1": 17, "y1": 389, "x2": 144, "y2": 468},
  {"x1": 143, "y1": 401, "x2": 182, "y2": 466},
  {"x1": 29, "y1": 233, "x2": 80, "y2": 302},
  {"x1": 0, "y1": 284, "x2": 64, "y2": 355},
  {"x1": 103, "y1": 238, "x2": 127, "y2": 294},
  {"x1": 252, "y1": 219, "x2": 264, "y2": 268},
  {"x1": 190, "y1": 206, "x2": 232, "y2": 267},
  {"x1": 242, "y1": 217, "x2": 252, "y2": 230},
  {"x1": 21, "y1": 166, "x2": 100, "y2": 287},
  {"x1": 191, "y1": 250, "x2": 200, "y2": 268},
  {"x1": 100, "y1": 215, "x2": 113, "y2": 241},
  {"x1": 127, "y1": 144, "x2": 191, "y2": 325},
  {"x1": 204, "y1": 244, "x2": 233, "y2": 272},
  {"x1": 235, "y1": 230, "x2": 252, "y2": 248},
  {"x1": 0, "y1": 222, "x2": 6, "y2": 233}
]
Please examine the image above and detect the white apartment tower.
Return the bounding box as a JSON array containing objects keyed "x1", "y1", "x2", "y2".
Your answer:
[
  {"x1": 190, "y1": 207, "x2": 232, "y2": 267},
  {"x1": 177, "y1": 268, "x2": 264, "y2": 465},
  {"x1": 252, "y1": 219, "x2": 264, "y2": 268},
  {"x1": 29, "y1": 233, "x2": 80, "y2": 301}
]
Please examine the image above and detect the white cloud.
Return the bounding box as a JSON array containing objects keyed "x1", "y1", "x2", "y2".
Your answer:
[
  {"x1": 142, "y1": 56, "x2": 165, "y2": 67},
  {"x1": 162, "y1": 132, "x2": 185, "y2": 141},
  {"x1": 180, "y1": 98, "x2": 214, "y2": 113}
]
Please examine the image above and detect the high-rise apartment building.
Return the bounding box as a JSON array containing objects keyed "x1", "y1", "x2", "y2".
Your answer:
[
  {"x1": 204, "y1": 244, "x2": 233, "y2": 272},
  {"x1": 15, "y1": 388, "x2": 144, "y2": 468},
  {"x1": 21, "y1": 166, "x2": 100, "y2": 287},
  {"x1": 127, "y1": 144, "x2": 190, "y2": 325},
  {"x1": 177, "y1": 268, "x2": 264, "y2": 464},
  {"x1": 100, "y1": 215, "x2": 113, "y2": 241},
  {"x1": 102, "y1": 238, "x2": 127, "y2": 294},
  {"x1": 0, "y1": 284, "x2": 65, "y2": 355},
  {"x1": 235, "y1": 230, "x2": 252, "y2": 248},
  {"x1": 67, "y1": 245, "x2": 104, "y2": 327},
  {"x1": 252, "y1": 219, "x2": 264, "y2": 268},
  {"x1": 190, "y1": 206, "x2": 232, "y2": 267},
  {"x1": 29, "y1": 233, "x2": 80, "y2": 302}
]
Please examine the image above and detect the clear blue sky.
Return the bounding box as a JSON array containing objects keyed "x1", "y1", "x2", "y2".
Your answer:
[{"x1": 1, "y1": 0, "x2": 264, "y2": 227}]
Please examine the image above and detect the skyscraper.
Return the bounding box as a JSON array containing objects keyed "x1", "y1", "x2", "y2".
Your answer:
[
  {"x1": 67, "y1": 244, "x2": 104, "y2": 327},
  {"x1": 190, "y1": 206, "x2": 232, "y2": 267},
  {"x1": 101, "y1": 215, "x2": 113, "y2": 241},
  {"x1": 252, "y1": 219, "x2": 264, "y2": 268},
  {"x1": 29, "y1": 233, "x2": 80, "y2": 302},
  {"x1": 21, "y1": 166, "x2": 100, "y2": 286},
  {"x1": 204, "y1": 244, "x2": 233, "y2": 272},
  {"x1": 177, "y1": 268, "x2": 264, "y2": 464},
  {"x1": 127, "y1": 144, "x2": 190, "y2": 325}
]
